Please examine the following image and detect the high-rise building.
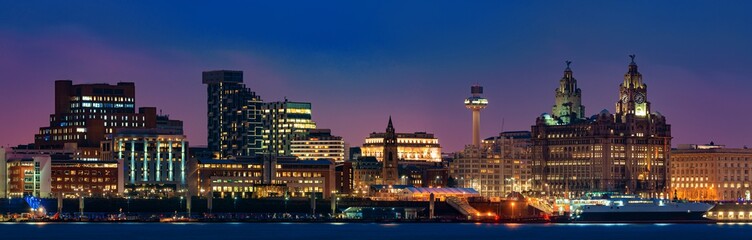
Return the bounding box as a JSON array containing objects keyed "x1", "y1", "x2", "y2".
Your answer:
[
  {"x1": 202, "y1": 70, "x2": 264, "y2": 159},
  {"x1": 671, "y1": 143, "x2": 752, "y2": 201},
  {"x1": 290, "y1": 129, "x2": 345, "y2": 162},
  {"x1": 35, "y1": 80, "x2": 157, "y2": 150},
  {"x1": 262, "y1": 100, "x2": 317, "y2": 156},
  {"x1": 464, "y1": 85, "x2": 488, "y2": 146},
  {"x1": 382, "y1": 117, "x2": 399, "y2": 185},
  {"x1": 531, "y1": 57, "x2": 671, "y2": 197}
]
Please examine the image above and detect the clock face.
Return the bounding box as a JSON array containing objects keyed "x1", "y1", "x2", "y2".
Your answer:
[
  {"x1": 622, "y1": 96, "x2": 629, "y2": 103},
  {"x1": 635, "y1": 94, "x2": 645, "y2": 104}
]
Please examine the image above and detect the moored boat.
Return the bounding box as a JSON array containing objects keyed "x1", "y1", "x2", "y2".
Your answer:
[{"x1": 570, "y1": 195, "x2": 713, "y2": 223}]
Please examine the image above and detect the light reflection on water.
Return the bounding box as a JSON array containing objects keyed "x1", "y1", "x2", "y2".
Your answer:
[{"x1": 0, "y1": 222, "x2": 750, "y2": 240}]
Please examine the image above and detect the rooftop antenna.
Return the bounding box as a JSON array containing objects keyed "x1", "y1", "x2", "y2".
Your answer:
[{"x1": 501, "y1": 118, "x2": 505, "y2": 133}]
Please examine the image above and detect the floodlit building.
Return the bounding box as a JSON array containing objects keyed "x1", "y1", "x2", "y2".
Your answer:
[
  {"x1": 532, "y1": 57, "x2": 671, "y2": 197},
  {"x1": 671, "y1": 143, "x2": 752, "y2": 201},
  {"x1": 361, "y1": 119, "x2": 441, "y2": 163},
  {"x1": 100, "y1": 129, "x2": 188, "y2": 197}
]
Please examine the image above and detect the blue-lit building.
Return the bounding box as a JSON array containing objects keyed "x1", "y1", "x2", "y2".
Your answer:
[{"x1": 101, "y1": 129, "x2": 188, "y2": 197}]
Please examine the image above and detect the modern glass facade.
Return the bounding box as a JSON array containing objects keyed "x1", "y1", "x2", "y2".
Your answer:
[{"x1": 203, "y1": 70, "x2": 264, "y2": 159}]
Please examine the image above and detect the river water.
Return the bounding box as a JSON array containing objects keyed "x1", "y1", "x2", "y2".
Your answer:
[{"x1": 2, "y1": 222, "x2": 750, "y2": 240}]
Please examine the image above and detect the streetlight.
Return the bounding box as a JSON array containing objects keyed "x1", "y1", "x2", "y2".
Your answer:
[{"x1": 510, "y1": 201, "x2": 516, "y2": 220}]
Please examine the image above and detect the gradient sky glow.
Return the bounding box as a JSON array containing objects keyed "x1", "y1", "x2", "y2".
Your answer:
[{"x1": 1, "y1": 1, "x2": 752, "y2": 152}]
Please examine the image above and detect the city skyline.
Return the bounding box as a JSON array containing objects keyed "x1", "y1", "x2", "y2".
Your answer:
[{"x1": 2, "y1": 1, "x2": 752, "y2": 152}]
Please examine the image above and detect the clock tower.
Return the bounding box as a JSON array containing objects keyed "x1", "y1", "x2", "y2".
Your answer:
[
  {"x1": 616, "y1": 55, "x2": 651, "y2": 120},
  {"x1": 382, "y1": 116, "x2": 399, "y2": 185}
]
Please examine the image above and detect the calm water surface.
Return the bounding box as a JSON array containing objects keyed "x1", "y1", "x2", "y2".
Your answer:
[{"x1": 2, "y1": 222, "x2": 751, "y2": 240}]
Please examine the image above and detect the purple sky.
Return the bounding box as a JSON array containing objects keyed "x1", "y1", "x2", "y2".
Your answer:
[{"x1": 1, "y1": 1, "x2": 751, "y2": 152}]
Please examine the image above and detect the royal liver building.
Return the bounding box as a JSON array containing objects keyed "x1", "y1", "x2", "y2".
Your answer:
[{"x1": 531, "y1": 56, "x2": 671, "y2": 197}]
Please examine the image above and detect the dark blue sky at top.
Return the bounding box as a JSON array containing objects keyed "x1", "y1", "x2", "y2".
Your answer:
[{"x1": 1, "y1": 1, "x2": 751, "y2": 151}]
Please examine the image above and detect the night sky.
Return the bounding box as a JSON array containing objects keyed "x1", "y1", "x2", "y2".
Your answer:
[{"x1": 1, "y1": 1, "x2": 751, "y2": 152}]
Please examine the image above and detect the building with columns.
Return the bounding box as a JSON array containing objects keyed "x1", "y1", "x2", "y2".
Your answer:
[
  {"x1": 532, "y1": 57, "x2": 671, "y2": 197},
  {"x1": 101, "y1": 129, "x2": 188, "y2": 197}
]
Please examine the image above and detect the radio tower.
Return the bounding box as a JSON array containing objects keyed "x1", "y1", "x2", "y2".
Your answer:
[{"x1": 464, "y1": 85, "x2": 488, "y2": 147}]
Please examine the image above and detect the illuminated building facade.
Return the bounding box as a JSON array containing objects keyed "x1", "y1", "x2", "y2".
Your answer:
[
  {"x1": 51, "y1": 160, "x2": 121, "y2": 197},
  {"x1": 2, "y1": 147, "x2": 69, "y2": 198},
  {"x1": 35, "y1": 80, "x2": 158, "y2": 151},
  {"x1": 202, "y1": 70, "x2": 264, "y2": 159},
  {"x1": 262, "y1": 100, "x2": 317, "y2": 156},
  {"x1": 532, "y1": 57, "x2": 671, "y2": 197},
  {"x1": 5, "y1": 156, "x2": 51, "y2": 198},
  {"x1": 101, "y1": 129, "x2": 188, "y2": 197},
  {"x1": 361, "y1": 123, "x2": 441, "y2": 163},
  {"x1": 450, "y1": 131, "x2": 533, "y2": 198},
  {"x1": 2, "y1": 147, "x2": 122, "y2": 198},
  {"x1": 290, "y1": 129, "x2": 345, "y2": 162},
  {"x1": 192, "y1": 157, "x2": 335, "y2": 198},
  {"x1": 671, "y1": 143, "x2": 752, "y2": 201}
]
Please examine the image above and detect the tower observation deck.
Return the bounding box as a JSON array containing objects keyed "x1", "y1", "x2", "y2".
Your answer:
[{"x1": 464, "y1": 85, "x2": 488, "y2": 147}]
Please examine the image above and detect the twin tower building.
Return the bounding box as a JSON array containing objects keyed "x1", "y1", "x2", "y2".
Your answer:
[{"x1": 532, "y1": 56, "x2": 671, "y2": 196}]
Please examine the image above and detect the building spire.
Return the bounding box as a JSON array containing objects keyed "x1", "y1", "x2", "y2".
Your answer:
[{"x1": 386, "y1": 116, "x2": 394, "y2": 132}]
